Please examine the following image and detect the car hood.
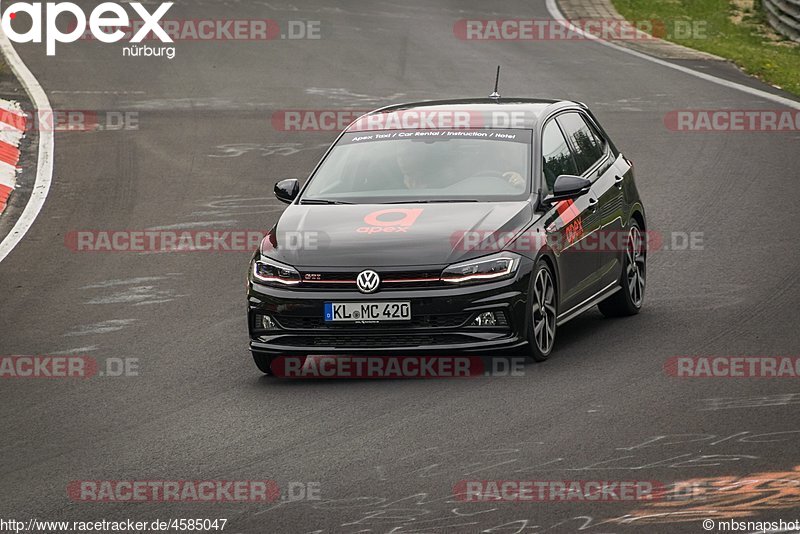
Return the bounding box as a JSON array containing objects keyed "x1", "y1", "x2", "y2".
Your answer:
[{"x1": 263, "y1": 202, "x2": 534, "y2": 267}]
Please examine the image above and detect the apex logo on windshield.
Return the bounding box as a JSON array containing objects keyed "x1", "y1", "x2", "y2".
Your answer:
[{"x1": 1, "y1": 2, "x2": 173, "y2": 56}]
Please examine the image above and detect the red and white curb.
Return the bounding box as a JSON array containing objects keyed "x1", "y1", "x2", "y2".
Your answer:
[
  {"x1": 0, "y1": 98, "x2": 26, "y2": 215},
  {"x1": 0, "y1": 20, "x2": 53, "y2": 265}
]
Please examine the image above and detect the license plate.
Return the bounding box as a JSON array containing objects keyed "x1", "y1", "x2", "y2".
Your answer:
[{"x1": 324, "y1": 302, "x2": 411, "y2": 322}]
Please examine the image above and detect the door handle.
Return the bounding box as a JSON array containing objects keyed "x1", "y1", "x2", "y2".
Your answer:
[
  {"x1": 588, "y1": 197, "x2": 598, "y2": 212},
  {"x1": 614, "y1": 175, "x2": 624, "y2": 189}
]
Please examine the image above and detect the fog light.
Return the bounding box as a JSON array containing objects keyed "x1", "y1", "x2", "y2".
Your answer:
[
  {"x1": 258, "y1": 314, "x2": 277, "y2": 330},
  {"x1": 472, "y1": 312, "x2": 497, "y2": 326}
]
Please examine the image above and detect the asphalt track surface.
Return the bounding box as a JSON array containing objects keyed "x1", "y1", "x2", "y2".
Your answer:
[{"x1": 1, "y1": 1, "x2": 800, "y2": 533}]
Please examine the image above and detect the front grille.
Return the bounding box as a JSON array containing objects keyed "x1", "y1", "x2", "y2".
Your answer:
[
  {"x1": 274, "y1": 313, "x2": 471, "y2": 330},
  {"x1": 275, "y1": 334, "x2": 467, "y2": 348},
  {"x1": 298, "y1": 269, "x2": 444, "y2": 290}
]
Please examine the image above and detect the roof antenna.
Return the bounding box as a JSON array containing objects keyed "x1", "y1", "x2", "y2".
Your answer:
[{"x1": 489, "y1": 65, "x2": 501, "y2": 100}]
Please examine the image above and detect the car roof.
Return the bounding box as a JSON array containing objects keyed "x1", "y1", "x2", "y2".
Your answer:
[{"x1": 344, "y1": 98, "x2": 583, "y2": 132}]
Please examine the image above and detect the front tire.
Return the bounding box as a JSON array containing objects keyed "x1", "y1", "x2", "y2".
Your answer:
[
  {"x1": 252, "y1": 352, "x2": 275, "y2": 375},
  {"x1": 598, "y1": 220, "x2": 645, "y2": 317},
  {"x1": 527, "y1": 259, "x2": 557, "y2": 362}
]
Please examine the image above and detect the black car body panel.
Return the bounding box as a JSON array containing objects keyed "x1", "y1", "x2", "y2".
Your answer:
[
  {"x1": 247, "y1": 98, "x2": 646, "y2": 361},
  {"x1": 266, "y1": 202, "x2": 534, "y2": 267},
  {"x1": 249, "y1": 264, "x2": 533, "y2": 355}
]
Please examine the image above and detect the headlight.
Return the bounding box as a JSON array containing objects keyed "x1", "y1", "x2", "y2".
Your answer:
[
  {"x1": 441, "y1": 252, "x2": 520, "y2": 284},
  {"x1": 251, "y1": 256, "x2": 301, "y2": 286}
]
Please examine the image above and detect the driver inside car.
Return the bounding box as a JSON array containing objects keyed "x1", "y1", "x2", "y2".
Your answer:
[
  {"x1": 503, "y1": 170, "x2": 525, "y2": 189},
  {"x1": 396, "y1": 144, "x2": 526, "y2": 190},
  {"x1": 495, "y1": 143, "x2": 526, "y2": 190}
]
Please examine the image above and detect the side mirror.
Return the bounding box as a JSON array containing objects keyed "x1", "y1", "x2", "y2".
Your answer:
[
  {"x1": 274, "y1": 179, "x2": 300, "y2": 204},
  {"x1": 544, "y1": 175, "x2": 591, "y2": 204}
]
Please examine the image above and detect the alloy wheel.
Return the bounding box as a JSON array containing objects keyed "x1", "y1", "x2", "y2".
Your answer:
[
  {"x1": 626, "y1": 226, "x2": 646, "y2": 307},
  {"x1": 532, "y1": 267, "x2": 556, "y2": 354}
]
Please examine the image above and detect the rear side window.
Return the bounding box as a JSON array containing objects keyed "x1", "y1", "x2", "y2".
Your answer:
[
  {"x1": 541, "y1": 120, "x2": 577, "y2": 194},
  {"x1": 556, "y1": 112, "x2": 606, "y2": 174}
]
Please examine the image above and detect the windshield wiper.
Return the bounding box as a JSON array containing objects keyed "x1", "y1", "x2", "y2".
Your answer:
[
  {"x1": 382, "y1": 199, "x2": 480, "y2": 204},
  {"x1": 300, "y1": 198, "x2": 353, "y2": 205}
]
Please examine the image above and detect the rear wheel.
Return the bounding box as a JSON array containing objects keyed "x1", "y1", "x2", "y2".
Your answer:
[
  {"x1": 598, "y1": 221, "x2": 645, "y2": 317},
  {"x1": 527, "y1": 260, "x2": 557, "y2": 362},
  {"x1": 252, "y1": 352, "x2": 275, "y2": 375}
]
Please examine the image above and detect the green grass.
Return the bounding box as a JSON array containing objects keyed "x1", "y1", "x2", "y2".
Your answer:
[{"x1": 612, "y1": 0, "x2": 800, "y2": 97}]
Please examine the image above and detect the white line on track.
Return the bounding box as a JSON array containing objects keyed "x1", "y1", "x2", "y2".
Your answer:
[
  {"x1": 0, "y1": 2, "x2": 54, "y2": 264},
  {"x1": 545, "y1": 0, "x2": 800, "y2": 111}
]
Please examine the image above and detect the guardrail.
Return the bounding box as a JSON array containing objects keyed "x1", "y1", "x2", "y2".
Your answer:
[{"x1": 764, "y1": 0, "x2": 800, "y2": 42}]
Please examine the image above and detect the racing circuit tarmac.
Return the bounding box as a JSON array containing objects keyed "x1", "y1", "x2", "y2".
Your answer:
[{"x1": 1, "y1": 1, "x2": 799, "y2": 532}]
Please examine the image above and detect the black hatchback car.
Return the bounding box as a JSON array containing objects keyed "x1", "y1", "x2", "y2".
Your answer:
[{"x1": 247, "y1": 98, "x2": 646, "y2": 374}]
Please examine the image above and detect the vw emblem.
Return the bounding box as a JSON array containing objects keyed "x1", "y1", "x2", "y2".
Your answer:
[{"x1": 356, "y1": 270, "x2": 380, "y2": 293}]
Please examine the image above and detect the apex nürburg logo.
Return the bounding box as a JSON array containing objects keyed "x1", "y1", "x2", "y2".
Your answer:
[{"x1": 0, "y1": 2, "x2": 174, "y2": 57}]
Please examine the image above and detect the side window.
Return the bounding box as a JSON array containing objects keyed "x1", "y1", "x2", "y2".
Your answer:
[
  {"x1": 556, "y1": 112, "x2": 606, "y2": 175},
  {"x1": 541, "y1": 119, "x2": 577, "y2": 194}
]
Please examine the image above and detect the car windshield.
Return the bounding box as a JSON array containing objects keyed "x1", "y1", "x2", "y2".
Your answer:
[{"x1": 301, "y1": 129, "x2": 532, "y2": 203}]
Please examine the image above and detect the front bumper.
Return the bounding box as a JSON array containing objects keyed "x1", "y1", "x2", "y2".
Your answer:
[{"x1": 247, "y1": 264, "x2": 533, "y2": 356}]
